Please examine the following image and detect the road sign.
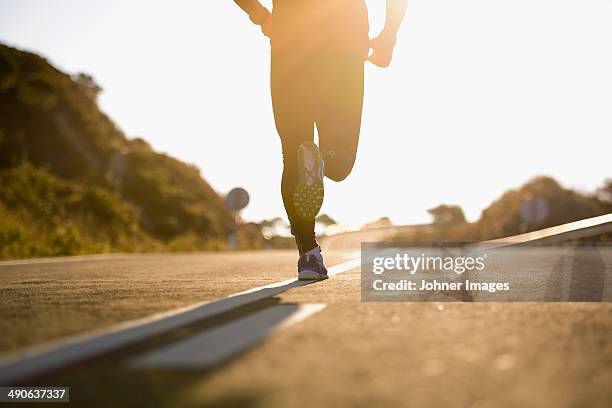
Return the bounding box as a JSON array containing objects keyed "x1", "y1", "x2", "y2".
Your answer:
[{"x1": 225, "y1": 188, "x2": 249, "y2": 212}]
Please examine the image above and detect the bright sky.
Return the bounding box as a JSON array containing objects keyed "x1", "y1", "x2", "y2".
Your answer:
[{"x1": 1, "y1": 0, "x2": 610, "y2": 227}]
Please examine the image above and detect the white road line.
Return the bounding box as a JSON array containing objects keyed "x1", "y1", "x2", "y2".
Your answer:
[
  {"x1": 0, "y1": 256, "x2": 362, "y2": 385},
  {"x1": 0, "y1": 253, "x2": 139, "y2": 267},
  {"x1": 129, "y1": 304, "x2": 326, "y2": 369}
]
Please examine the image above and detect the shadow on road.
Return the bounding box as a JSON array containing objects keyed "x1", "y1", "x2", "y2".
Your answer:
[{"x1": 16, "y1": 279, "x2": 328, "y2": 407}]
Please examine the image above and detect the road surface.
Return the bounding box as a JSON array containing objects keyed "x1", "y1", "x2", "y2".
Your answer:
[{"x1": 0, "y1": 247, "x2": 610, "y2": 407}]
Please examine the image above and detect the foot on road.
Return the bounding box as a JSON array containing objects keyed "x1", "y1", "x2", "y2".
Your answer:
[{"x1": 298, "y1": 246, "x2": 328, "y2": 281}]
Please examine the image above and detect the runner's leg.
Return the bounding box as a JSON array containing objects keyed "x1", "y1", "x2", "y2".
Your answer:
[
  {"x1": 270, "y1": 52, "x2": 318, "y2": 254},
  {"x1": 315, "y1": 54, "x2": 365, "y2": 182}
]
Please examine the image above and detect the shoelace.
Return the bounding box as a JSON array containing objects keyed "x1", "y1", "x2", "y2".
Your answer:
[
  {"x1": 320, "y1": 150, "x2": 335, "y2": 179},
  {"x1": 302, "y1": 147, "x2": 334, "y2": 184},
  {"x1": 321, "y1": 150, "x2": 335, "y2": 160}
]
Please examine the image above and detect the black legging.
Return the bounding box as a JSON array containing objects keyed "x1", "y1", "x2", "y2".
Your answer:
[{"x1": 271, "y1": 51, "x2": 364, "y2": 253}]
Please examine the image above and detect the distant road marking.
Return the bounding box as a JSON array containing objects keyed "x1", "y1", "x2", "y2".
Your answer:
[
  {"x1": 0, "y1": 256, "x2": 362, "y2": 385},
  {"x1": 0, "y1": 253, "x2": 138, "y2": 267},
  {"x1": 130, "y1": 304, "x2": 326, "y2": 369}
]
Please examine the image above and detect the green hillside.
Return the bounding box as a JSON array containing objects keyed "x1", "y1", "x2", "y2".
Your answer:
[{"x1": 0, "y1": 43, "x2": 234, "y2": 258}]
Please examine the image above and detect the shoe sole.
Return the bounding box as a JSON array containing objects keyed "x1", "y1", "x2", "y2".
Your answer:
[
  {"x1": 293, "y1": 142, "x2": 324, "y2": 221},
  {"x1": 298, "y1": 270, "x2": 329, "y2": 281}
]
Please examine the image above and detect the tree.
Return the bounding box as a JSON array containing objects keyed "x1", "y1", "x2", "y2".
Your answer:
[
  {"x1": 427, "y1": 204, "x2": 466, "y2": 225},
  {"x1": 73, "y1": 72, "x2": 102, "y2": 101},
  {"x1": 316, "y1": 213, "x2": 337, "y2": 226},
  {"x1": 476, "y1": 176, "x2": 608, "y2": 239},
  {"x1": 596, "y1": 178, "x2": 612, "y2": 207}
]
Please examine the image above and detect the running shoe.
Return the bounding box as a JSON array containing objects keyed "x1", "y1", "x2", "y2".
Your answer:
[
  {"x1": 293, "y1": 141, "x2": 325, "y2": 220},
  {"x1": 298, "y1": 247, "x2": 328, "y2": 281}
]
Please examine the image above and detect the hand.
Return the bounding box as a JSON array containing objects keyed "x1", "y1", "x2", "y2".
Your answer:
[
  {"x1": 260, "y1": 15, "x2": 272, "y2": 38},
  {"x1": 368, "y1": 34, "x2": 396, "y2": 68}
]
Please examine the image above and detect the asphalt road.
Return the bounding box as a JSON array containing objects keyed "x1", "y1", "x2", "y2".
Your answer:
[{"x1": 0, "y1": 249, "x2": 610, "y2": 408}]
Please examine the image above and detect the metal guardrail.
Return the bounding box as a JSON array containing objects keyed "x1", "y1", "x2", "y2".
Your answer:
[{"x1": 483, "y1": 213, "x2": 612, "y2": 247}]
